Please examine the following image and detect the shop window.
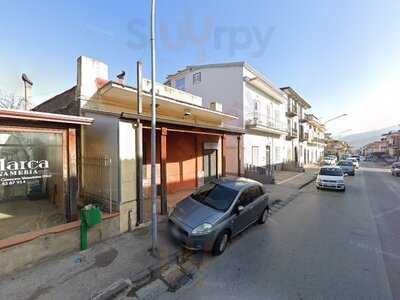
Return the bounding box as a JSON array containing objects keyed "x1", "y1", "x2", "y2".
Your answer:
[{"x1": 0, "y1": 130, "x2": 65, "y2": 240}]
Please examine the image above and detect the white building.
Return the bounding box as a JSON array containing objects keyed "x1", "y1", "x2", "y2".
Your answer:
[
  {"x1": 280, "y1": 87, "x2": 325, "y2": 166},
  {"x1": 166, "y1": 62, "x2": 289, "y2": 180},
  {"x1": 301, "y1": 113, "x2": 326, "y2": 164}
]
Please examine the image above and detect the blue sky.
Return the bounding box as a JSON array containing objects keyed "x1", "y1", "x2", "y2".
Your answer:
[{"x1": 1, "y1": 0, "x2": 399, "y2": 134}]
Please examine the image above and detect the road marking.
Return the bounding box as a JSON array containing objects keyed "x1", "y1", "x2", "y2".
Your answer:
[{"x1": 373, "y1": 205, "x2": 400, "y2": 219}]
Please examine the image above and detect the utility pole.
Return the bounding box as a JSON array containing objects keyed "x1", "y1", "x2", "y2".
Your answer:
[{"x1": 150, "y1": 0, "x2": 158, "y2": 256}]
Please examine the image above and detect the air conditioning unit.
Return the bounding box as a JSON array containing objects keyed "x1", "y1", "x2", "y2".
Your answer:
[{"x1": 210, "y1": 102, "x2": 222, "y2": 112}]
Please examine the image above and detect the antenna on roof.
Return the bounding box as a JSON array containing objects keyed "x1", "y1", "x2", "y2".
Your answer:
[{"x1": 21, "y1": 73, "x2": 33, "y2": 110}]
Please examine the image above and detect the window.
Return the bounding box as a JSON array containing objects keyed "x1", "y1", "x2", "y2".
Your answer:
[
  {"x1": 0, "y1": 129, "x2": 64, "y2": 240},
  {"x1": 193, "y1": 72, "x2": 201, "y2": 84},
  {"x1": 238, "y1": 186, "x2": 263, "y2": 207},
  {"x1": 191, "y1": 182, "x2": 238, "y2": 212},
  {"x1": 175, "y1": 78, "x2": 185, "y2": 91},
  {"x1": 252, "y1": 146, "x2": 259, "y2": 166}
]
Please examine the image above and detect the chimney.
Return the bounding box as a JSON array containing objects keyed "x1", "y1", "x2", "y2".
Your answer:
[
  {"x1": 21, "y1": 73, "x2": 33, "y2": 110},
  {"x1": 77, "y1": 56, "x2": 109, "y2": 102}
]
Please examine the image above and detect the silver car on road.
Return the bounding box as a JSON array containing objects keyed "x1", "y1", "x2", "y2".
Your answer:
[{"x1": 168, "y1": 177, "x2": 270, "y2": 255}]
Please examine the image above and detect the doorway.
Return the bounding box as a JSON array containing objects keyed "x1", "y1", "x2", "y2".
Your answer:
[{"x1": 203, "y1": 149, "x2": 218, "y2": 183}]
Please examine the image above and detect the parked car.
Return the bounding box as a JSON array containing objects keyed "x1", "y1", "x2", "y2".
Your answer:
[
  {"x1": 348, "y1": 157, "x2": 360, "y2": 169},
  {"x1": 392, "y1": 162, "x2": 400, "y2": 176},
  {"x1": 168, "y1": 177, "x2": 270, "y2": 255},
  {"x1": 341, "y1": 154, "x2": 350, "y2": 161},
  {"x1": 316, "y1": 166, "x2": 346, "y2": 191},
  {"x1": 337, "y1": 160, "x2": 355, "y2": 176},
  {"x1": 323, "y1": 155, "x2": 336, "y2": 165}
]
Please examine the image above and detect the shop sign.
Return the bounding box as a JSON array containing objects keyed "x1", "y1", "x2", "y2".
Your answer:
[{"x1": 0, "y1": 158, "x2": 52, "y2": 186}]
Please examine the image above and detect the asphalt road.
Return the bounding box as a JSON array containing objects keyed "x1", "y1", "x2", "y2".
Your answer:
[{"x1": 160, "y1": 162, "x2": 399, "y2": 300}]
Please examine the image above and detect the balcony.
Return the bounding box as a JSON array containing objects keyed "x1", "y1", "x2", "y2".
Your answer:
[
  {"x1": 286, "y1": 104, "x2": 298, "y2": 118},
  {"x1": 299, "y1": 131, "x2": 309, "y2": 142},
  {"x1": 286, "y1": 127, "x2": 298, "y2": 140},
  {"x1": 308, "y1": 137, "x2": 325, "y2": 146},
  {"x1": 300, "y1": 114, "x2": 325, "y2": 131},
  {"x1": 246, "y1": 112, "x2": 288, "y2": 135}
]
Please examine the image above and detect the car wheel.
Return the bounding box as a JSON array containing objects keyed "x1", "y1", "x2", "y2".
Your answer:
[
  {"x1": 341, "y1": 188, "x2": 346, "y2": 192},
  {"x1": 258, "y1": 207, "x2": 269, "y2": 224},
  {"x1": 212, "y1": 230, "x2": 230, "y2": 256}
]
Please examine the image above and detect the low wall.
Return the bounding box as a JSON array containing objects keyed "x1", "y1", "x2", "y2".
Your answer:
[{"x1": 0, "y1": 213, "x2": 120, "y2": 277}]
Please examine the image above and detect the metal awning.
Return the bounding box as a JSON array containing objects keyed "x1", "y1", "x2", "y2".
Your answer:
[
  {"x1": 97, "y1": 81, "x2": 238, "y2": 125},
  {"x1": 0, "y1": 108, "x2": 93, "y2": 125}
]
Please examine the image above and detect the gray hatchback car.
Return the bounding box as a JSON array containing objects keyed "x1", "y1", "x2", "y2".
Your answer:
[{"x1": 168, "y1": 177, "x2": 270, "y2": 255}]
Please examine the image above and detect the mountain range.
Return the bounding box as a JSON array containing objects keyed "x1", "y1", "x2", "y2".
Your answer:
[{"x1": 338, "y1": 125, "x2": 400, "y2": 149}]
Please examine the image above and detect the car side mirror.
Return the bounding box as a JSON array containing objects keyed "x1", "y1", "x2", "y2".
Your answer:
[{"x1": 237, "y1": 205, "x2": 245, "y2": 214}]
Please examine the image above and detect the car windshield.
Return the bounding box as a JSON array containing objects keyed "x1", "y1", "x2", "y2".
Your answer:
[
  {"x1": 319, "y1": 168, "x2": 343, "y2": 176},
  {"x1": 338, "y1": 161, "x2": 353, "y2": 166},
  {"x1": 191, "y1": 182, "x2": 239, "y2": 212}
]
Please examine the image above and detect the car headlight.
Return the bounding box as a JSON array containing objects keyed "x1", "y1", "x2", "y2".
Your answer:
[
  {"x1": 337, "y1": 180, "x2": 344, "y2": 184},
  {"x1": 192, "y1": 223, "x2": 213, "y2": 236}
]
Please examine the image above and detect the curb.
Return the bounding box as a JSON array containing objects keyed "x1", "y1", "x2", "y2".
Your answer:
[
  {"x1": 298, "y1": 175, "x2": 316, "y2": 190},
  {"x1": 90, "y1": 248, "x2": 185, "y2": 300}
]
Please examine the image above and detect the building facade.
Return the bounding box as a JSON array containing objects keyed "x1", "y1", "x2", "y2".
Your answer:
[
  {"x1": 281, "y1": 87, "x2": 324, "y2": 168},
  {"x1": 34, "y1": 56, "x2": 244, "y2": 227},
  {"x1": 0, "y1": 108, "x2": 119, "y2": 276},
  {"x1": 166, "y1": 62, "x2": 289, "y2": 181}
]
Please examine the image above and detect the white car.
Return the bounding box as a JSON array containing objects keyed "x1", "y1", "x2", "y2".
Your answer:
[
  {"x1": 348, "y1": 157, "x2": 359, "y2": 169},
  {"x1": 392, "y1": 162, "x2": 400, "y2": 176},
  {"x1": 316, "y1": 166, "x2": 346, "y2": 192},
  {"x1": 323, "y1": 156, "x2": 337, "y2": 165}
]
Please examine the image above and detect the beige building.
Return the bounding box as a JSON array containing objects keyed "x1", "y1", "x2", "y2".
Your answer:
[{"x1": 35, "y1": 56, "x2": 243, "y2": 230}]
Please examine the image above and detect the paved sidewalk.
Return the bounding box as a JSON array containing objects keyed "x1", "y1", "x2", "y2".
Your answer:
[
  {"x1": 0, "y1": 218, "x2": 181, "y2": 300},
  {"x1": 276, "y1": 169, "x2": 317, "y2": 189}
]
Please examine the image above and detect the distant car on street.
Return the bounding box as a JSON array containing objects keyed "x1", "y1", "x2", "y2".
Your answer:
[
  {"x1": 391, "y1": 162, "x2": 400, "y2": 176},
  {"x1": 348, "y1": 157, "x2": 360, "y2": 169},
  {"x1": 316, "y1": 166, "x2": 346, "y2": 191},
  {"x1": 168, "y1": 177, "x2": 270, "y2": 255},
  {"x1": 323, "y1": 155, "x2": 337, "y2": 165},
  {"x1": 337, "y1": 160, "x2": 355, "y2": 176}
]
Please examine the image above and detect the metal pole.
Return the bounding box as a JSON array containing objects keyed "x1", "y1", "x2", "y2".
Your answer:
[
  {"x1": 109, "y1": 157, "x2": 112, "y2": 214},
  {"x1": 150, "y1": 0, "x2": 158, "y2": 255},
  {"x1": 136, "y1": 61, "x2": 144, "y2": 225}
]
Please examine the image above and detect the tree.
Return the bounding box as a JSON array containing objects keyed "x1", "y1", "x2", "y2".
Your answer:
[{"x1": 0, "y1": 89, "x2": 25, "y2": 109}]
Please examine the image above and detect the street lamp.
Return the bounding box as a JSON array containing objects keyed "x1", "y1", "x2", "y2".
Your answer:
[{"x1": 323, "y1": 113, "x2": 348, "y2": 125}]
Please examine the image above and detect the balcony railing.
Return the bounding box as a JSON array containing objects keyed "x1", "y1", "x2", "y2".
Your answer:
[
  {"x1": 299, "y1": 131, "x2": 309, "y2": 142},
  {"x1": 286, "y1": 104, "x2": 298, "y2": 117},
  {"x1": 246, "y1": 112, "x2": 288, "y2": 133},
  {"x1": 286, "y1": 127, "x2": 298, "y2": 140}
]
